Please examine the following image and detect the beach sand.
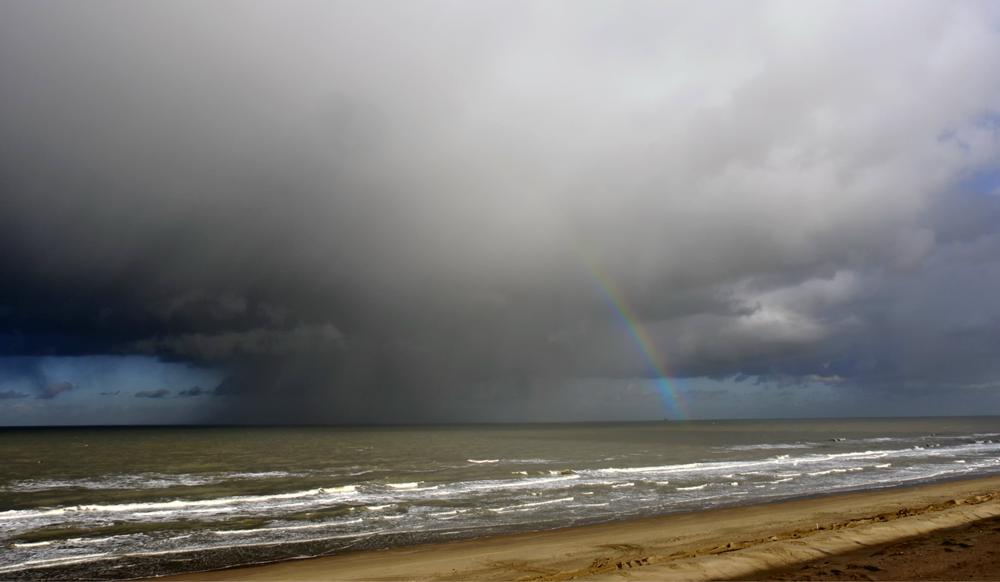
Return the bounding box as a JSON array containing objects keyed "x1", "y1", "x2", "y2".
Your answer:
[
  {"x1": 155, "y1": 475, "x2": 1000, "y2": 581},
  {"x1": 748, "y1": 512, "x2": 1000, "y2": 580}
]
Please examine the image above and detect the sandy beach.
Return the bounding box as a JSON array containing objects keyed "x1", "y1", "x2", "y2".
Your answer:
[{"x1": 152, "y1": 475, "x2": 1000, "y2": 581}]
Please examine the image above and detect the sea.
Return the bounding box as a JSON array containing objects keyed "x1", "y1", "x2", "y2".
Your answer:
[{"x1": 2, "y1": 417, "x2": 1000, "y2": 580}]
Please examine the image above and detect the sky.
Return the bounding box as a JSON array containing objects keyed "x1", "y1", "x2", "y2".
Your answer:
[{"x1": 2, "y1": 1, "x2": 1000, "y2": 425}]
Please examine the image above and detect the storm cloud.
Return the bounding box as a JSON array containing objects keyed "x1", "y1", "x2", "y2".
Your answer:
[
  {"x1": 36, "y1": 382, "x2": 75, "y2": 400},
  {"x1": 1, "y1": 1, "x2": 999, "y2": 422},
  {"x1": 134, "y1": 389, "x2": 171, "y2": 399}
]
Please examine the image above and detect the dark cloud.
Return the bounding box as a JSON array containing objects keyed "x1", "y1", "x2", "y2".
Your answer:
[
  {"x1": 1, "y1": 2, "x2": 999, "y2": 422},
  {"x1": 0, "y1": 390, "x2": 28, "y2": 399},
  {"x1": 36, "y1": 381, "x2": 74, "y2": 399},
  {"x1": 135, "y1": 389, "x2": 171, "y2": 399},
  {"x1": 99, "y1": 390, "x2": 120, "y2": 396},
  {"x1": 176, "y1": 386, "x2": 206, "y2": 398},
  {"x1": 133, "y1": 324, "x2": 344, "y2": 361}
]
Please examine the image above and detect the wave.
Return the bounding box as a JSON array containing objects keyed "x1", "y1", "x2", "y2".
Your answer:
[
  {"x1": 492, "y1": 497, "x2": 574, "y2": 513},
  {"x1": 0, "y1": 553, "x2": 110, "y2": 574},
  {"x1": 591, "y1": 441, "x2": 1000, "y2": 480},
  {"x1": 807, "y1": 467, "x2": 864, "y2": 476},
  {"x1": 12, "y1": 540, "x2": 56, "y2": 548},
  {"x1": 213, "y1": 518, "x2": 363, "y2": 535},
  {"x1": 446, "y1": 474, "x2": 580, "y2": 494},
  {"x1": 3, "y1": 475, "x2": 218, "y2": 492},
  {"x1": 7, "y1": 440, "x2": 998, "y2": 529},
  {"x1": 1, "y1": 472, "x2": 592, "y2": 525},
  {"x1": 386, "y1": 483, "x2": 438, "y2": 492},
  {"x1": 467, "y1": 459, "x2": 499, "y2": 464},
  {"x1": 8, "y1": 432, "x2": 1000, "y2": 579},
  {"x1": 721, "y1": 442, "x2": 816, "y2": 451},
  {"x1": 14, "y1": 442, "x2": 992, "y2": 523},
  {"x1": 0, "y1": 485, "x2": 359, "y2": 522},
  {"x1": 2, "y1": 471, "x2": 300, "y2": 493}
]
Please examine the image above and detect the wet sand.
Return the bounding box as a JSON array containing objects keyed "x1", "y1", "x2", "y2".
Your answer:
[{"x1": 154, "y1": 475, "x2": 1000, "y2": 581}]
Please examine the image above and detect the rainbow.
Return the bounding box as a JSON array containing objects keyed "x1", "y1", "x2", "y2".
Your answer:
[{"x1": 577, "y1": 250, "x2": 686, "y2": 420}]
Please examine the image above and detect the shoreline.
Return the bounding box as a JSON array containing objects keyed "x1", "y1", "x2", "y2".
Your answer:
[{"x1": 145, "y1": 474, "x2": 1000, "y2": 581}]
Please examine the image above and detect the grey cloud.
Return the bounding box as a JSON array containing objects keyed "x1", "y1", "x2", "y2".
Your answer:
[
  {"x1": 1, "y1": 1, "x2": 999, "y2": 421},
  {"x1": 135, "y1": 389, "x2": 171, "y2": 399},
  {"x1": 133, "y1": 324, "x2": 344, "y2": 362},
  {"x1": 0, "y1": 390, "x2": 29, "y2": 399},
  {"x1": 36, "y1": 382, "x2": 74, "y2": 400},
  {"x1": 176, "y1": 386, "x2": 206, "y2": 397}
]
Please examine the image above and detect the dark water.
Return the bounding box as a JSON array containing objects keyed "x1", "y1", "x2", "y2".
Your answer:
[{"x1": 2, "y1": 417, "x2": 1000, "y2": 579}]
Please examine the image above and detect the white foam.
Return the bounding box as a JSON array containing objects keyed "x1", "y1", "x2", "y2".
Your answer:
[
  {"x1": 467, "y1": 459, "x2": 499, "y2": 464},
  {"x1": 807, "y1": 468, "x2": 848, "y2": 476},
  {"x1": 0, "y1": 485, "x2": 358, "y2": 522},
  {"x1": 0, "y1": 553, "x2": 109, "y2": 574},
  {"x1": 214, "y1": 518, "x2": 363, "y2": 535},
  {"x1": 12, "y1": 540, "x2": 56, "y2": 548},
  {"x1": 493, "y1": 497, "x2": 574, "y2": 513},
  {"x1": 612, "y1": 482, "x2": 635, "y2": 488},
  {"x1": 593, "y1": 442, "x2": 1000, "y2": 486},
  {"x1": 453, "y1": 474, "x2": 580, "y2": 494},
  {"x1": 0, "y1": 507, "x2": 68, "y2": 521},
  {"x1": 2, "y1": 471, "x2": 299, "y2": 493},
  {"x1": 676, "y1": 484, "x2": 708, "y2": 491}
]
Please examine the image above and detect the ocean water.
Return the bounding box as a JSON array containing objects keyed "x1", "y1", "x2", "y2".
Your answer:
[{"x1": 2, "y1": 417, "x2": 1000, "y2": 579}]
